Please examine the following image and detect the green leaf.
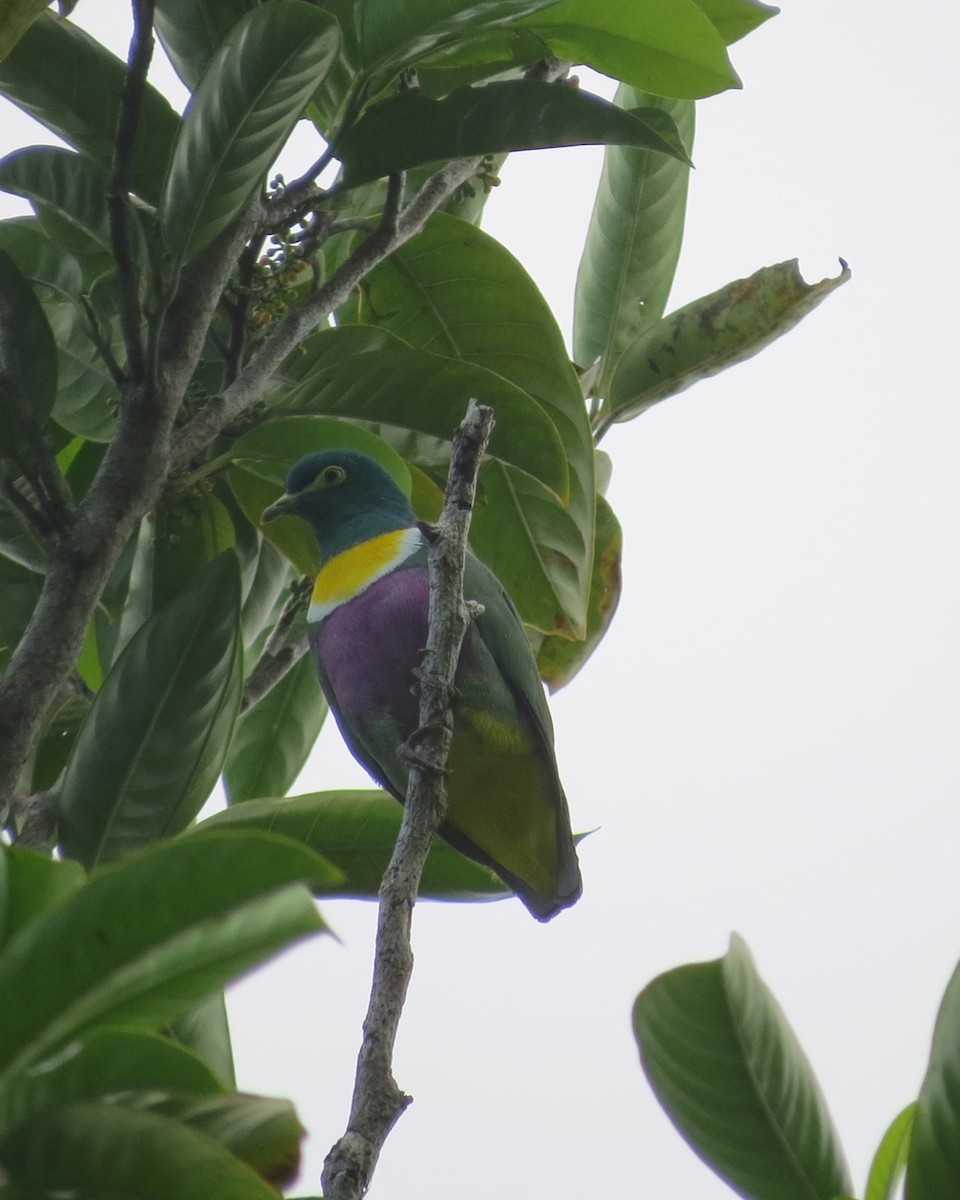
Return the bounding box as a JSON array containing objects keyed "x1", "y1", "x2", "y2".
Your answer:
[
  {"x1": 0, "y1": 845, "x2": 85, "y2": 952},
  {"x1": 277, "y1": 323, "x2": 569, "y2": 499},
  {"x1": 0, "y1": 556, "x2": 41, "y2": 675},
  {"x1": 57, "y1": 552, "x2": 244, "y2": 868},
  {"x1": 0, "y1": 0, "x2": 51, "y2": 63},
  {"x1": 155, "y1": 0, "x2": 258, "y2": 91},
  {"x1": 604, "y1": 258, "x2": 852, "y2": 431},
  {"x1": 123, "y1": 1092, "x2": 304, "y2": 1187},
  {"x1": 202, "y1": 791, "x2": 510, "y2": 901},
  {"x1": 0, "y1": 828, "x2": 331, "y2": 1082},
  {"x1": 354, "y1": 0, "x2": 557, "y2": 82},
  {"x1": 694, "y1": 0, "x2": 779, "y2": 45},
  {"x1": 0, "y1": 12, "x2": 180, "y2": 204},
  {"x1": 168, "y1": 992, "x2": 236, "y2": 1088},
  {"x1": 228, "y1": 417, "x2": 414, "y2": 576},
  {"x1": 225, "y1": 654, "x2": 328, "y2": 804},
  {"x1": 0, "y1": 244, "x2": 58, "y2": 452},
  {"x1": 633, "y1": 934, "x2": 852, "y2": 1200},
  {"x1": 47, "y1": 300, "x2": 119, "y2": 441},
  {"x1": 0, "y1": 1102, "x2": 284, "y2": 1200},
  {"x1": 0, "y1": 1028, "x2": 223, "y2": 1135},
  {"x1": 239, "y1": 537, "x2": 291, "y2": 650},
  {"x1": 357, "y1": 212, "x2": 595, "y2": 636},
  {"x1": 907, "y1": 956, "x2": 960, "y2": 1199},
  {"x1": 867, "y1": 1104, "x2": 915, "y2": 1200},
  {"x1": 535, "y1": 491, "x2": 621, "y2": 691},
  {"x1": 159, "y1": 1, "x2": 340, "y2": 264},
  {"x1": 335, "y1": 80, "x2": 689, "y2": 188},
  {"x1": 573, "y1": 87, "x2": 694, "y2": 390},
  {"x1": 0, "y1": 216, "x2": 83, "y2": 302},
  {"x1": 526, "y1": 0, "x2": 740, "y2": 98},
  {"x1": 0, "y1": 146, "x2": 127, "y2": 262},
  {"x1": 152, "y1": 493, "x2": 237, "y2": 612}
]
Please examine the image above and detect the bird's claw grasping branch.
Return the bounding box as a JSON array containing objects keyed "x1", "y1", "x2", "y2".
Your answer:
[{"x1": 320, "y1": 400, "x2": 495, "y2": 1200}]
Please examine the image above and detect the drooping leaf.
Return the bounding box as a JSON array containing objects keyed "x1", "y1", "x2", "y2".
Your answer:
[
  {"x1": 0, "y1": 12, "x2": 180, "y2": 204},
  {"x1": 0, "y1": 146, "x2": 118, "y2": 261},
  {"x1": 0, "y1": 828, "x2": 332, "y2": 1083},
  {"x1": 907, "y1": 958, "x2": 960, "y2": 1199},
  {"x1": 154, "y1": 0, "x2": 258, "y2": 91},
  {"x1": 0, "y1": 245, "x2": 58, "y2": 452},
  {"x1": 356, "y1": 212, "x2": 595, "y2": 636},
  {"x1": 225, "y1": 654, "x2": 328, "y2": 804},
  {"x1": 159, "y1": 1, "x2": 340, "y2": 265},
  {"x1": 536, "y1": 491, "x2": 621, "y2": 690},
  {"x1": 152, "y1": 493, "x2": 236, "y2": 612},
  {"x1": 0, "y1": 1028, "x2": 223, "y2": 1136},
  {"x1": 867, "y1": 1104, "x2": 915, "y2": 1200},
  {"x1": 604, "y1": 258, "x2": 852, "y2": 432},
  {"x1": 57, "y1": 552, "x2": 244, "y2": 868},
  {"x1": 202, "y1": 791, "x2": 510, "y2": 901},
  {"x1": 573, "y1": 87, "x2": 694, "y2": 390},
  {"x1": 633, "y1": 934, "x2": 852, "y2": 1200},
  {"x1": 524, "y1": 0, "x2": 741, "y2": 98},
  {"x1": 122, "y1": 1092, "x2": 304, "y2": 1186},
  {"x1": 276, "y1": 323, "x2": 569, "y2": 499},
  {"x1": 0, "y1": 215, "x2": 83, "y2": 301},
  {"x1": 335, "y1": 80, "x2": 688, "y2": 188},
  {"x1": 0, "y1": 1102, "x2": 285, "y2": 1200},
  {"x1": 694, "y1": 0, "x2": 779, "y2": 45},
  {"x1": 0, "y1": 846, "x2": 85, "y2": 953},
  {"x1": 47, "y1": 300, "x2": 119, "y2": 441},
  {"x1": 168, "y1": 992, "x2": 236, "y2": 1089},
  {"x1": 0, "y1": 0, "x2": 51, "y2": 63}
]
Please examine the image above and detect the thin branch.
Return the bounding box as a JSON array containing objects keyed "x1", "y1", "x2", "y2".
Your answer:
[
  {"x1": 240, "y1": 579, "x2": 312, "y2": 714},
  {"x1": 168, "y1": 155, "x2": 484, "y2": 475},
  {"x1": 321, "y1": 401, "x2": 496, "y2": 1200},
  {"x1": 107, "y1": 0, "x2": 156, "y2": 383}
]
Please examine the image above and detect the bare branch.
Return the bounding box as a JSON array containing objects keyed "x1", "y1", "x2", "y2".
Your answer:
[
  {"x1": 108, "y1": 0, "x2": 156, "y2": 382},
  {"x1": 321, "y1": 401, "x2": 496, "y2": 1200},
  {"x1": 168, "y1": 156, "x2": 484, "y2": 474}
]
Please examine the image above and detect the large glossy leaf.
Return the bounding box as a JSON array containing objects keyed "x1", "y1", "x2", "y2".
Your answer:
[
  {"x1": 357, "y1": 212, "x2": 595, "y2": 636},
  {"x1": 124, "y1": 1092, "x2": 304, "y2": 1186},
  {"x1": 634, "y1": 934, "x2": 852, "y2": 1200},
  {"x1": 0, "y1": 0, "x2": 50, "y2": 63},
  {"x1": 224, "y1": 654, "x2": 328, "y2": 804},
  {"x1": 867, "y1": 1104, "x2": 914, "y2": 1200},
  {"x1": 0, "y1": 1102, "x2": 284, "y2": 1200},
  {"x1": 0, "y1": 216, "x2": 83, "y2": 302},
  {"x1": 152, "y1": 493, "x2": 236, "y2": 612},
  {"x1": 535, "y1": 491, "x2": 621, "y2": 691},
  {"x1": 907, "y1": 958, "x2": 960, "y2": 1199},
  {"x1": 0, "y1": 245, "x2": 58, "y2": 452},
  {"x1": 694, "y1": 0, "x2": 779, "y2": 45},
  {"x1": 0, "y1": 13, "x2": 180, "y2": 204},
  {"x1": 604, "y1": 258, "x2": 852, "y2": 432},
  {"x1": 0, "y1": 828, "x2": 332, "y2": 1083},
  {"x1": 0, "y1": 1028, "x2": 223, "y2": 1135},
  {"x1": 526, "y1": 0, "x2": 740, "y2": 98},
  {"x1": 168, "y1": 992, "x2": 236, "y2": 1088},
  {"x1": 48, "y1": 301, "x2": 120, "y2": 442},
  {"x1": 0, "y1": 846, "x2": 85, "y2": 953},
  {"x1": 202, "y1": 792, "x2": 510, "y2": 901},
  {"x1": 159, "y1": 1, "x2": 340, "y2": 265},
  {"x1": 155, "y1": 0, "x2": 257, "y2": 91},
  {"x1": 57, "y1": 552, "x2": 244, "y2": 868},
  {"x1": 0, "y1": 556, "x2": 41, "y2": 675},
  {"x1": 0, "y1": 145, "x2": 129, "y2": 263},
  {"x1": 335, "y1": 80, "x2": 688, "y2": 188},
  {"x1": 276, "y1": 324, "x2": 569, "y2": 499},
  {"x1": 573, "y1": 87, "x2": 694, "y2": 390}
]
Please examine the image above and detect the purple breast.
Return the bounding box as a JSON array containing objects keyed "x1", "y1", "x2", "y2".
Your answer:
[{"x1": 313, "y1": 568, "x2": 429, "y2": 730}]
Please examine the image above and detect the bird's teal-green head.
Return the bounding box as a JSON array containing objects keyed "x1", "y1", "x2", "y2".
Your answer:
[{"x1": 262, "y1": 450, "x2": 416, "y2": 564}]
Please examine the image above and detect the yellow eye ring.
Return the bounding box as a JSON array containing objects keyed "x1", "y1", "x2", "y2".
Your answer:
[{"x1": 321, "y1": 465, "x2": 345, "y2": 487}]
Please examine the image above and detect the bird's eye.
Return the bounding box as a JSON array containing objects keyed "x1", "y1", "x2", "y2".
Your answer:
[{"x1": 321, "y1": 465, "x2": 345, "y2": 487}]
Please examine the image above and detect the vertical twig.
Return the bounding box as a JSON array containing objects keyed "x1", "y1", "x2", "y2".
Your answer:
[{"x1": 321, "y1": 401, "x2": 495, "y2": 1200}]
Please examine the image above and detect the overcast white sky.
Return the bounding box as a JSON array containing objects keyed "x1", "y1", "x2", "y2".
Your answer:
[{"x1": 3, "y1": 2, "x2": 959, "y2": 1197}]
